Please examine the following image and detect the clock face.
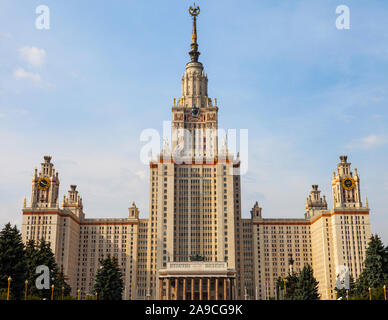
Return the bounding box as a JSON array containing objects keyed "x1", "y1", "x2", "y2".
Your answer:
[
  {"x1": 37, "y1": 177, "x2": 50, "y2": 191},
  {"x1": 191, "y1": 105, "x2": 199, "y2": 117},
  {"x1": 342, "y1": 177, "x2": 355, "y2": 190}
]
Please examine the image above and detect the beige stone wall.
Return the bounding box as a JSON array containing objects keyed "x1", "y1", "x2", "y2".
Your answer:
[
  {"x1": 136, "y1": 219, "x2": 149, "y2": 299},
  {"x1": 145, "y1": 159, "x2": 241, "y2": 300},
  {"x1": 310, "y1": 212, "x2": 332, "y2": 299},
  {"x1": 252, "y1": 218, "x2": 312, "y2": 300},
  {"x1": 22, "y1": 195, "x2": 140, "y2": 299}
]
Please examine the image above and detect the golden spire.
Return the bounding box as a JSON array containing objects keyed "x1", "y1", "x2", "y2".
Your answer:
[{"x1": 188, "y1": 4, "x2": 200, "y2": 62}]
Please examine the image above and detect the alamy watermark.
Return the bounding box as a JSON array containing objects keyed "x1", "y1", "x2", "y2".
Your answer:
[
  {"x1": 35, "y1": 265, "x2": 50, "y2": 289},
  {"x1": 35, "y1": 5, "x2": 50, "y2": 30},
  {"x1": 336, "y1": 264, "x2": 350, "y2": 290},
  {"x1": 336, "y1": 5, "x2": 350, "y2": 30}
]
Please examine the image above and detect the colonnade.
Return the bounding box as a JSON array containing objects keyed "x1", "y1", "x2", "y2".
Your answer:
[{"x1": 159, "y1": 277, "x2": 235, "y2": 300}]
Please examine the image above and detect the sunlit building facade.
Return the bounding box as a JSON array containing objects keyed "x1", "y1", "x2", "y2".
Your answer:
[{"x1": 20, "y1": 7, "x2": 371, "y2": 300}]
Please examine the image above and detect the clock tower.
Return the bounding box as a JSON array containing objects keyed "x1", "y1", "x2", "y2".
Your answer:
[
  {"x1": 30, "y1": 155, "x2": 60, "y2": 209},
  {"x1": 171, "y1": 6, "x2": 218, "y2": 161},
  {"x1": 332, "y1": 155, "x2": 362, "y2": 208}
]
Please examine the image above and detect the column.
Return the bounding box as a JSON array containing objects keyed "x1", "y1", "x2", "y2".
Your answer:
[
  {"x1": 207, "y1": 278, "x2": 211, "y2": 300},
  {"x1": 166, "y1": 279, "x2": 170, "y2": 300},
  {"x1": 233, "y1": 279, "x2": 236, "y2": 300},
  {"x1": 199, "y1": 278, "x2": 203, "y2": 300},
  {"x1": 175, "y1": 278, "x2": 178, "y2": 300},
  {"x1": 224, "y1": 278, "x2": 227, "y2": 300},
  {"x1": 228, "y1": 279, "x2": 232, "y2": 300},
  {"x1": 215, "y1": 278, "x2": 219, "y2": 300},
  {"x1": 191, "y1": 278, "x2": 194, "y2": 300},
  {"x1": 183, "y1": 279, "x2": 187, "y2": 301},
  {"x1": 159, "y1": 279, "x2": 164, "y2": 300}
]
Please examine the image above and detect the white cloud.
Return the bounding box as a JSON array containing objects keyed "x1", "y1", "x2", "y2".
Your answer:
[
  {"x1": 135, "y1": 170, "x2": 146, "y2": 180},
  {"x1": 346, "y1": 134, "x2": 388, "y2": 150},
  {"x1": 19, "y1": 46, "x2": 46, "y2": 68},
  {"x1": 13, "y1": 68, "x2": 41, "y2": 83},
  {"x1": 0, "y1": 113, "x2": 5, "y2": 118}
]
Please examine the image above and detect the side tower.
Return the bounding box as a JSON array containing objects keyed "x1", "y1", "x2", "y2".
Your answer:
[
  {"x1": 22, "y1": 156, "x2": 62, "y2": 252},
  {"x1": 309, "y1": 156, "x2": 371, "y2": 300},
  {"x1": 63, "y1": 185, "x2": 85, "y2": 220},
  {"x1": 332, "y1": 155, "x2": 362, "y2": 208},
  {"x1": 30, "y1": 156, "x2": 60, "y2": 209},
  {"x1": 22, "y1": 156, "x2": 82, "y2": 297},
  {"x1": 330, "y1": 156, "x2": 371, "y2": 295},
  {"x1": 305, "y1": 185, "x2": 328, "y2": 219}
]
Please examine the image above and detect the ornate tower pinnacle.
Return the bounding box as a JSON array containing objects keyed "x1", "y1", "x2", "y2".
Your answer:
[
  {"x1": 189, "y1": 4, "x2": 200, "y2": 62},
  {"x1": 332, "y1": 155, "x2": 362, "y2": 208}
]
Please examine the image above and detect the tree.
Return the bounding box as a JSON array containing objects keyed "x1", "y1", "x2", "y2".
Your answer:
[
  {"x1": 363, "y1": 235, "x2": 388, "y2": 288},
  {"x1": 25, "y1": 240, "x2": 39, "y2": 296},
  {"x1": 55, "y1": 266, "x2": 72, "y2": 299},
  {"x1": 25, "y1": 238, "x2": 60, "y2": 299},
  {"x1": 293, "y1": 264, "x2": 320, "y2": 300},
  {"x1": 94, "y1": 255, "x2": 124, "y2": 300},
  {"x1": 0, "y1": 223, "x2": 27, "y2": 299},
  {"x1": 284, "y1": 272, "x2": 299, "y2": 300},
  {"x1": 354, "y1": 271, "x2": 369, "y2": 299},
  {"x1": 353, "y1": 234, "x2": 388, "y2": 299}
]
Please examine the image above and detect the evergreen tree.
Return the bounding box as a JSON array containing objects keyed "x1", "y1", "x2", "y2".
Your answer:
[
  {"x1": 25, "y1": 240, "x2": 39, "y2": 294},
  {"x1": 94, "y1": 255, "x2": 124, "y2": 300},
  {"x1": 353, "y1": 234, "x2": 388, "y2": 299},
  {"x1": 363, "y1": 235, "x2": 388, "y2": 288},
  {"x1": 25, "y1": 238, "x2": 59, "y2": 299},
  {"x1": 293, "y1": 264, "x2": 320, "y2": 300},
  {"x1": 354, "y1": 271, "x2": 369, "y2": 299},
  {"x1": 0, "y1": 223, "x2": 27, "y2": 299},
  {"x1": 284, "y1": 272, "x2": 299, "y2": 300},
  {"x1": 55, "y1": 266, "x2": 72, "y2": 299}
]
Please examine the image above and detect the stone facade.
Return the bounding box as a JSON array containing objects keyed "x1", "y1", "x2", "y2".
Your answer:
[{"x1": 20, "y1": 8, "x2": 371, "y2": 300}]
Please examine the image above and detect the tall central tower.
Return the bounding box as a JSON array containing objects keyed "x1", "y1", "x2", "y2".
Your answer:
[
  {"x1": 171, "y1": 6, "x2": 218, "y2": 160},
  {"x1": 145, "y1": 6, "x2": 241, "y2": 299}
]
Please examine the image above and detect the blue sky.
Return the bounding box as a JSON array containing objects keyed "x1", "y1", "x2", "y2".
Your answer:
[{"x1": 1, "y1": 0, "x2": 388, "y2": 243}]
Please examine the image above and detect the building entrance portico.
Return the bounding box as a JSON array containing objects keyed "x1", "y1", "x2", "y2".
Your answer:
[{"x1": 158, "y1": 262, "x2": 236, "y2": 300}]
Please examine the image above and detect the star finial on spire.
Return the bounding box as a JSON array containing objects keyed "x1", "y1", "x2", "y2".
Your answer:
[{"x1": 188, "y1": 4, "x2": 201, "y2": 62}]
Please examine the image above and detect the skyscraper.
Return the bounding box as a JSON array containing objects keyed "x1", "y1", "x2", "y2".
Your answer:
[{"x1": 21, "y1": 6, "x2": 371, "y2": 300}]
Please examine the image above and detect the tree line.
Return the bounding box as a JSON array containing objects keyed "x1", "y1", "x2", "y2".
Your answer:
[
  {"x1": 336, "y1": 234, "x2": 388, "y2": 300},
  {"x1": 1, "y1": 221, "x2": 387, "y2": 300},
  {"x1": 276, "y1": 234, "x2": 388, "y2": 300},
  {"x1": 0, "y1": 223, "x2": 123, "y2": 300}
]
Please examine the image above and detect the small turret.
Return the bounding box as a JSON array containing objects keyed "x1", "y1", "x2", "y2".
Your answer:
[
  {"x1": 305, "y1": 185, "x2": 328, "y2": 219},
  {"x1": 63, "y1": 185, "x2": 84, "y2": 219},
  {"x1": 128, "y1": 202, "x2": 139, "y2": 219},
  {"x1": 250, "y1": 201, "x2": 262, "y2": 220}
]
